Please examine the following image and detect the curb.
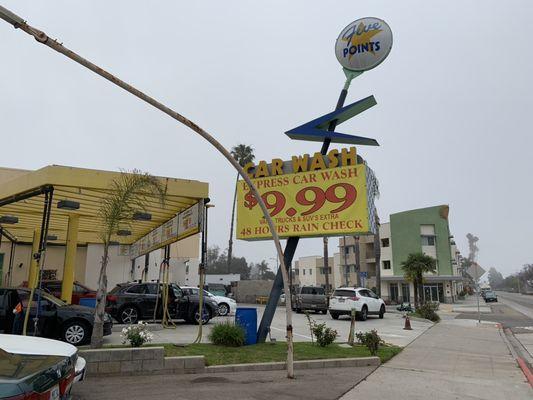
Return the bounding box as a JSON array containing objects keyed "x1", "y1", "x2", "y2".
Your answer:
[
  {"x1": 517, "y1": 357, "x2": 533, "y2": 388},
  {"x1": 499, "y1": 325, "x2": 533, "y2": 388},
  {"x1": 205, "y1": 357, "x2": 380, "y2": 373}
]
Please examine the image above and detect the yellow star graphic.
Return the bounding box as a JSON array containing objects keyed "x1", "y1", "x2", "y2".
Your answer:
[{"x1": 343, "y1": 23, "x2": 382, "y2": 59}]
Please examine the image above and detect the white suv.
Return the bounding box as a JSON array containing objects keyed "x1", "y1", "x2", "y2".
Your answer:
[{"x1": 329, "y1": 287, "x2": 386, "y2": 321}]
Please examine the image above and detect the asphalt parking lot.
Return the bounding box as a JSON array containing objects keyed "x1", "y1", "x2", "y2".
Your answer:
[
  {"x1": 72, "y1": 365, "x2": 377, "y2": 400},
  {"x1": 102, "y1": 304, "x2": 432, "y2": 347}
]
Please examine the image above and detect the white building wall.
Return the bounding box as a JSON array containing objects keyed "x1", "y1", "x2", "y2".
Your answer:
[{"x1": 1, "y1": 242, "x2": 87, "y2": 287}]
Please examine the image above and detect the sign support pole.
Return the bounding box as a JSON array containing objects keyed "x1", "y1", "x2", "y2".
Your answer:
[{"x1": 257, "y1": 70, "x2": 360, "y2": 343}]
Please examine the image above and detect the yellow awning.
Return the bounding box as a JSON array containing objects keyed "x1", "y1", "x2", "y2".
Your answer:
[{"x1": 0, "y1": 165, "x2": 208, "y2": 245}]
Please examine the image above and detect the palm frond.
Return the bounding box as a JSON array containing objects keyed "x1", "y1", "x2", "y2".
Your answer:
[{"x1": 99, "y1": 170, "x2": 166, "y2": 243}]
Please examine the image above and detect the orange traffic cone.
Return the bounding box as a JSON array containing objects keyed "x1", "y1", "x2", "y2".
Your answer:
[{"x1": 403, "y1": 314, "x2": 413, "y2": 330}]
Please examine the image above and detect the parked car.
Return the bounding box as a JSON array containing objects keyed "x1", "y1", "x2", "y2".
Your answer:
[
  {"x1": 181, "y1": 286, "x2": 237, "y2": 317},
  {"x1": 292, "y1": 286, "x2": 328, "y2": 314},
  {"x1": 0, "y1": 287, "x2": 112, "y2": 345},
  {"x1": 33, "y1": 280, "x2": 97, "y2": 305},
  {"x1": 106, "y1": 282, "x2": 219, "y2": 325},
  {"x1": 483, "y1": 291, "x2": 498, "y2": 302},
  {"x1": 0, "y1": 333, "x2": 86, "y2": 399},
  {"x1": 329, "y1": 287, "x2": 386, "y2": 321}
]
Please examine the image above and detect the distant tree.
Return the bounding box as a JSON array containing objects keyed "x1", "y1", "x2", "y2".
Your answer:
[
  {"x1": 227, "y1": 144, "x2": 255, "y2": 272},
  {"x1": 256, "y1": 260, "x2": 269, "y2": 278},
  {"x1": 206, "y1": 245, "x2": 251, "y2": 279},
  {"x1": 401, "y1": 252, "x2": 437, "y2": 308},
  {"x1": 488, "y1": 267, "x2": 504, "y2": 289}
]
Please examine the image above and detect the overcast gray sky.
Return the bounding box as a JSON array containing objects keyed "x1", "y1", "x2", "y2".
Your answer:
[{"x1": 1, "y1": 1, "x2": 531, "y2": 277}]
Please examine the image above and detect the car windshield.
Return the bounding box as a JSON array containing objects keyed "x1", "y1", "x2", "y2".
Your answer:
[
  {"x1": 301, "y1": 287, "x2": 324, "y2": 295},
  {"x1": 485, "y1": 291, "x2": 495, "y2": 296}
]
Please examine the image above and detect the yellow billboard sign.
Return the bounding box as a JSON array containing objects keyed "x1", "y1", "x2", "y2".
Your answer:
[{"x1": 237, "y1": 164, "x2": 371, "y2": 240}]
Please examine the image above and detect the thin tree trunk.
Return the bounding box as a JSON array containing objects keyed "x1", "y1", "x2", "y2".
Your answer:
[
  {"x1": 354, "y1": 236, "x2": 361, "y2": 287},
  {"x1": 91, "y1": 243, "x2": 109, "y2": 348},
  {"x1": 374, "y1": 215, "x2": 381, "y2": 296},
  {"x1": 413, "y1": 280, "x2": 419, "y2": 309},
  {"x1": 227, "y1": 172, "x2": 239, "y2": 273},
  {"x1": 323, "y1": 239, "x2": 329, "y2": 286}
]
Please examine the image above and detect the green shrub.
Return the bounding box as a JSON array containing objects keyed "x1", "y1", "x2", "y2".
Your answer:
[
  {"x1": 355, "y1": 329, "x2": 383, "y2": 355},
  {"x1": 416, "y1": 302, "x2": 441, "y2": 322},
  {"x1": 311, "y1": 322, "x2": 337, "y2": 347},
  {"x1": 208, "y1": 321, "x2": 245, "y2": 347}
]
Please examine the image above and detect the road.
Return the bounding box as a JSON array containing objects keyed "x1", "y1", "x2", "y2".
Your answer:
[
  {"x1": 72, "y1": 366, "x2": 376, "y2": 400},
  {"x1": 455, "y1": 292, "x2": 533, "y2": 334}
]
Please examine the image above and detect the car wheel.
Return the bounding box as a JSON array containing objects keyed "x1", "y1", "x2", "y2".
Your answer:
[
  {"x1": 360, "y1": 306, "x2": 368, "y2": 321},
  {"x1": 322, "y1": 309, "x2": 328, "y2": 315},
  {"x1": 296, "y1": 308, "x2": 302, "y2": 314},
  {"x1": 118, "y1": 305, "x2": 139, "y2": 324},
  {"x1": 379, "y1": 305, "x2": 385, "y2": 319},
  {"x1": 62, "y1": 320, "x2": 89, "y2": 345},
  {"x1": 330, "y1": 311, "x2": 339, "y2": 320},
  {"x1": 218, "y1": 303, "x2": 230, "y2": 316}
]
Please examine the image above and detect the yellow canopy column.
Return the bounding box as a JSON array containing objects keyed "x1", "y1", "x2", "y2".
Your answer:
[
  {"x1": 61, "y1": 215, "x2": 79, "y2": 303},
  {"x1": 28, "y1": 229, "x2": 40, "y2": 288}
]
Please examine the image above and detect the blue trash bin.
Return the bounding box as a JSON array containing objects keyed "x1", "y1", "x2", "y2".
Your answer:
[
  {"x1": 79, "y1": 298, "x2": 97, "y2": 308},
  {"x1": 235, "y1": 307, "x2": 257, "y2": 345}
]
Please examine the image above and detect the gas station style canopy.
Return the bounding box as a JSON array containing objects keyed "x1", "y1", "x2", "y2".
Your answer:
[{"x1": 0, "y1": 165, "x2": 208, "y2": 245}]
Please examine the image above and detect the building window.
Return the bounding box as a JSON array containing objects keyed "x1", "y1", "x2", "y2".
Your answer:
[
  {"x1": 294, "y1": 269, "x2": 299, "y2": 276},
  {"x1": 303, "y1": 269, "x2": 306, "y2": 275},
  {"x1": 309, "y1": 269, "x2": 312, "y2": 275},
  {"x1": 381, "y1": 238, "x2": 390, "y2": 247},
  {"x1": 421, "y1": 235, "x2": 436, "y2": 246},
  {"x1": 344, "y1": 246, "x2": 350, "y2": 255},
  {"x1": 383, "y1": 260, "x2": 391, "y2": 270}
]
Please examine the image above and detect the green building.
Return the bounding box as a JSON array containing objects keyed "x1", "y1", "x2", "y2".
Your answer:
[
  {"x1": 382, "y1": 205, "x2": 462, "y2": 304},
  {"x1": 338, "y1": 205, "x2": 463, "y2": 304}
]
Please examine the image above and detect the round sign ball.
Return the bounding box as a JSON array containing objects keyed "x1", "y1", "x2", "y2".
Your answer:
[{"x1": 335, "y1": 17, "x2": 393, "y2": 72}]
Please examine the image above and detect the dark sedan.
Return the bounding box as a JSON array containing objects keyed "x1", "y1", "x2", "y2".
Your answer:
[
  {"x1": 0, "y1": 288, "x2": 112, "y2": 345},
  {"x1": 106, "y1": 282, "x2": 218, "y2": 325},
  {"x1": 483, "y1": 291, "x2": 498, "y2": 302}
]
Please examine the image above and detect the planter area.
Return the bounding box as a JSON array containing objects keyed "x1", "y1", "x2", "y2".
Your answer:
[{"x1": 80, "y1": 342, "x2": 398, "y2": 377}]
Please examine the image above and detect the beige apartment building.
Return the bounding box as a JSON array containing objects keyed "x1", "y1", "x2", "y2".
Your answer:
[{"x1": 293, "y1": 254, "x2": 341, "y2": 292}]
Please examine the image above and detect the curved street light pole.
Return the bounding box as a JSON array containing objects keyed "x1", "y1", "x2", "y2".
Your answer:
[{"x1": 0, "y1": 5, "x2": 295, "y2": 378}]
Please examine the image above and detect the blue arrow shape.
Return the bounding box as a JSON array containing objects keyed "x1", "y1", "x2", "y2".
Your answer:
[{"x1": 285, "y1": 95, "x2": 380, "y2": 146}]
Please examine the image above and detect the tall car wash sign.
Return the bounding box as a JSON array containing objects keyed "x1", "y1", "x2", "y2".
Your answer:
[
  {"x1": 237, "y1": 147, "x2": 376, "y2": 240},
  {"x1": 335, "y1": 17, "x2": 393, "y2": 72}
]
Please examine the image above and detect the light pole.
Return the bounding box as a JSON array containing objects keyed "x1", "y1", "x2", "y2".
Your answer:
[{"x1": 0, "y1": 5, "x2": 298, "y2": 377}]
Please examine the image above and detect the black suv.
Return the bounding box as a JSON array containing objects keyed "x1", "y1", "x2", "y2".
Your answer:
[
  {"x1": 0, "y1": 287, "x2": 112, "y2": 345},
  {"x1": 106, "y1": 282, "x2": 219, "y2": 325}
]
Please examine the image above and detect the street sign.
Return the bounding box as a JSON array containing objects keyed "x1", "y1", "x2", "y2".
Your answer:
[
  {"x1": 335, "y1": 17, "x2": 393, "y2": 72},
  {"x1": 285, "y1": 96, "x2": 379, "y2": 146},
  {"x1": 467, "y1": 262, "x2": 486, "y2": 281},
  {"x1": 360, "y1": 271, "x2": 368, "y2": 278}
]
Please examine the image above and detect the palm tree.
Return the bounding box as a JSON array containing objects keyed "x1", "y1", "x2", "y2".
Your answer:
[
  {"x1": 401, "y1": 252, "x2": 437, "y2": 308},
  {"x1": 90, "y1": 170, "x2": 165, "y2": 348},
  {"x1": 227, "y1": 144, "x2": 255, "y2": 272}
]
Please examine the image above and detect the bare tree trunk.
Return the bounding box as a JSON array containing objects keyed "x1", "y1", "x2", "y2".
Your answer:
[
  {"x1": 374, "y1": 215, "x2": 381, "y2": 296},
  {"x1": 413, "y1": 279, "x2": 419, "y2": 309},
  {"x1": 354, "y1": 236, "x2": 361, "y2": 287},
  {"x1": 91, "y1": 243, "x2": 109, "y2": 348},
  {"x1": 323, "y1": 237, "x2": 330, "y2": 295},
  {"x1": 227, "y1": 172, "x2": 239, "y2": 273}
]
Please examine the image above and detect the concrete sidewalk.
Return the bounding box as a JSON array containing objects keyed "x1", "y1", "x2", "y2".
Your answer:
[{"x1": 340, "y1": 319, "x2": 532, "y2": 400}]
